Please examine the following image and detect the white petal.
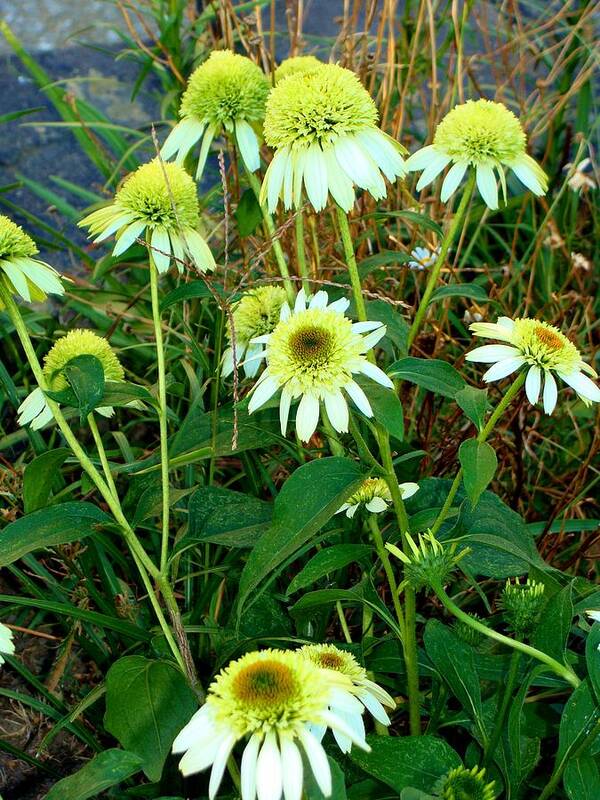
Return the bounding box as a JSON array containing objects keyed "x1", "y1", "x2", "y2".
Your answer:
[
  {"x1": 324, "y1": 391, "x2": 349, "y2": 433},
  {"x1": 357, "y1": 690, "x2": 390, "y2": 725},
  {"x1": 248, "y1": 375, "x2": 280, "y2": 414},
  {"x1": 309, "y1": 290, "x2": 329, "y2": 310},
  {"x1": 476, "y1": 163, "x2": 498, "y2": 210},
  {"x1": 345, "y1": 380, "x2": 373, "y2": 417},
  {"x1": 243, "y1": 343, "x2": 264, "y2": 378},
  {"x1": 256, "y1": 732, "x2": 282, "y2": 800},
  {"x1": 17, "y1": 387, "x2": 47, "y2": 427},
  {"x1": 361, "y1": 678, "x2": 396, "y2": 708},
  {"x1": 209, "y1": 733, "x2": 237, "y2": 799},
  {"x1": 292, "y1": 149, "x2": 307, "y2": 207},
  {"x1": 91, "y1": 212, "x2": 134, "y2": 243},
  {"x1": 334, "y1": 135, "x2": 386, "y2": 197},
  {"x1": 360, "y1": 327, "x2": 387, "y2": 350},
  {"x1": 366, "y1": 497, "x2": 388, "y2": 513},
  {"x1": 525, "y1": 365, "x2": 541, "y2": 405},
  {"x1": 296, "y1": 393, "x2": 320, "y2": 442},
  {"x1": 262, "y1": 147, "x2": 289, "y2": 213},
  {"x1": 112, "y1": 219, "x2": 147, "y2": 257},
  {"x1": 319, "y1": 709, "x2": 370, "y2": 750},
  {"x1": 303, "y1": 145, "x2": 329, "y2": 211},
  {"x1": 172, "y1": 706, "x2": 212, "y2": 753},
  {"x1": 196, "y1": 125, "x2": 216, "y2": 180},
  {"x1": 280, "y1": 737, "x2": 303, "y2": 800},
  {"x1": 241, "y1": 734, "x2": 261, "y2": 800},
  {"x1": 405, "y1": 145, "x2": 438, "y2": 172},
  {"x1": 14, "y1": 258, "x2": 64, "y2": 296},
  {"x1": 178, "y1": 730, "x2": 224, "y2": 776},
  {"x1": 183, "y1": 228, "x2": 215, "y2": 272},
  {"x1": 298, "y1": 729, "x2": 332, "y2": 797},
  {"x1": 440, "y1": 161, "x2": 469, "y2": 202},
  {"x1": 294, "y1": 288, "x2": 307, "y2": 313},
  {"x1": 511, "y1": 155, "x2": 546, "y2": 195},
  {"x1": 465, "y1": 344, "x2": 522, "y2": 363},
  {"x1": 161, "y1": 118, "x2": 205, "y2": 162},
  {"x1": 332, "y1": 725, "x2": 352, "y2": 755},
  {"x1": 399, "y1": 482, "x2": 419, "y2": 499},
  {"x1": 356, "y1": 129, "x2": 406, "y2": 182},
  {"x1": 236, "y1": 119, "x2": 261, "y2": 172},
  {"x1": 323, "y1": 147, "x2": 355, "y2": 211},
  {"x1": 482, "y1": 356, "x2": 525, "y2": 382},
  {"x1": 150, "y1": 226, "x2": 171, "y2": 273},
  {"x1": 328, "y1": 297, "x2": 351, "y2": 314},
  {"x1": 543, "y1": 370, "x2": 558, "y2": 414},
  {"x1": 283, "y1": 152, "x2": 295, "y2": 210},
  {"x1": 346, "y1": 504, "x2": 359, "y2": 519},
  {"x1": 279, "y1": 386, "x2": 293, "y2": 435},
  {"x1": 415, "y1": 151, "x2": 452, "y2": 191},
  {"x1": 352, "y1": 321, "x2": 383, "y2": 333},
  {"x1": 558, "y1": 370, "x2": 600, "y2": 403},
  {"x1": 30, "y1": 404, "x2": 54, "y2": 430},
  {"x1": 280, "y1": 302, "x2": 292, "y2": 322},
  {"x1": 359, "y1": 360, "x2": 394, "y2": 389}
]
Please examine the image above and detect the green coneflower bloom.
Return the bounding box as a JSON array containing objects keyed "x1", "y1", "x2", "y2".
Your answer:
[
  {"x1": 79, "y1": 160, "x2": 214, "y2": 274},
  {"x1": 406, "y1": 99, "x2": 548, "y2": 209},
  {"x1": 336, "y1": 477, "x2": 419, "y2": 518},
  {"x1": 435, "y1": 765, "x2": 496, "y2": 800},
  {"x1": 247, "y1": 288, "x2": 393, "y2": 443},
  {"x1": 387, "y1": 531, "x2": 469, "y2": 592},
  {"x1": 466, "y1": 316, "x2": 600, "y2": 414},
  {"x1": 299, "y1": 644, "x2": 395, "y2": 753},
  {"x1": 261, "y1": 63, "x2": 407, "y2": 213},
  {"x1": 499, "y1": 577, "x2": 545, "y2": 635},
  {"x1": 0, "y1": 623, "x2": 15, "y2": 666},
  {"x1": 161, "y1": 50, "x2": 270, "y2": 178},
  {"x1": 222, "y1": 285, "x2": 288, "y2": 378},
  {"x1": 274, "y1": 55, "x2": 324, "y2": 84},
  {"x1": 17, "y1": 329, "x2": 124, "y2": 430},
  {"x1": 0, "y1": 215, "x2": 65, "y2": 305},
  {"x1": 172, "y1": 649, "x2": 368, "y2": 800}
]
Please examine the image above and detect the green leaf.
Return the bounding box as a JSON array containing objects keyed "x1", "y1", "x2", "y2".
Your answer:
[
  {"x1": 0, "y1": 502, "x2": 111, "y2": 567},
  {"x1": 22, "y1": 447, "x2": 69, "y2": 513},
  {"x1": 534, "y1": 583, "x2": 574, "y2": 663},
  {"x1": 176, "y1": 486, "x2": 273, "y2": 551},
  {"x1": 304, "y1": 756, "x2": 347, "y2": 799},
  {"x1": 459, "y1": 439, "x2": 497, "y2": 507},
  {"x1": 160, "y1": 279, "x2": 227, "y2": 311},
  {"x1": 44, "y1": 749, "x2": 143, "y2": 800},
  {"x1": 104, "y1": 656, "x2": 197, "y2": 782},
  {"x1": 370, "y1": 209, "x2": 444, "y2": 237},
  {"x1": 236, "y1": 187, "x2": 263, "y2": 236},
  {"x1": 355, "y1": 375, "x2": 404, "y2": 440},
  {"x1": 365, "y1": 299, "x2": 410, "y2": 355},
  {"x1": 455, "y1": 386, "x2": 489, "y2": 430},
  {"x1": 286, "y1": 544, "x2": 372, "y2": 595},
  {"x1": 586, "y1": 623, "x2": 600, "y2": 702},
  {"x1": 388, "y1": 357, "x2": 466, "y2": 399},
  {"x1": 348, "y1": 734, "x2": 461, "y2": 794},
  {"x1": 55, "y1": 354, "x2": 105, "y2": 420},
  {"x1": 423, "y1": 621, "x2": 486, "y2": 743},
  {"x1": 557, "y1": 680, "x2": 599, "y2": 764},
  {"x1": 564, "y1": 757, "x2": 600, "y2": 800},
  {"x1": 238, "y1": 457, "x2": 365, "y2": 612},
  {"x1": 428, "y1": 283, "x2": 488, "y2": 305},
  {"x1": 101, "y1": 380, "x2": 156, "y2": 409}
]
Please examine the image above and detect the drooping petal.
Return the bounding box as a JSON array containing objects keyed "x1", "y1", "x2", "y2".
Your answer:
[
  {"x1": 510, "y1": 153, "x2": 547, "y2": 196},
  {"x1": 303, "y1": 145, "x2": 329, "y2": 211},
  {"x1": 366, "y1": 497, "x2": 388, "y2": 513},
  {"x1": 334, "y1": 135, "x2": 386, "y2": 197},
  {"x1": 235, "y1": 119, "x2": 261, "y2": 172},
  {"x1": 209, "y1": 733, "x2": 237, "y2": 799},
  {"x1": 345, "y1": 380, "x2": 373, "y2": 417},
  {"x1": 112, "y1": 219, "x2": 147, "y2": 257},
  {"x1": 262, "y1": 147, "x2": 289, "y2": 213},
  {"x1": 440, "y1": 161, "x2": 469, "y2": 202},
  {"x1": 324, "y1": 391, "x2": 349, "y2": 433},
  {"x1": 358, "y1": 360, "x2": 394, "y2": 389},
  {"x1": 476, "y1": 163, "x2": 498, "y2": 210},
  {"x1": 248, "y1": 375, "x2": 280, "y2": 414},
  {"x1": 183, "y1": 228, "x2": 216, "y2": 272},
  {"x1": 542, "y1": 370, "x2": 558, "y2": 414},
  {"x1": 482, "y1": 356, "x2": 526, "y2": 382},
  {"x1": 323, "y1": 147, "x2": 355, "y2": 211},
  {"x1": 405, "y1": 145, "x2": 438, "y2": 172},
  {"x1": 415, "y1": 151, "x2": 452, "y2": 191},
  {"x1": 280, "y1": 737, "x2": 303, "y2": 800},
  {"x1": 161, "y1": 118, "x2": 205, "y2": 162},
  {"x1": 279, "y1": 386, "x2": 293, "y2": 435},
  {"x1": 17, "y1": 387, "x2": 47, "y2": 427},
  {"x1": 241, "y1": 733, "x2": 261, "y2": 800},
  {"x1": 150, "y1": 226, "x2": 172, "y2": 273},
  {"x1": 1, "y1": 259, "x2": 30, "y2": 300},
  {"x1": 355, "y1": 128, "x2": 406, "y2": 182},
  {"x1": 357, "y1": 689, "x2": 390, "y2": 725},
  {"x1": 525, "y1": 365, "x2": 541, "y2": 405},
  {"x1": 256, "y1": 732, "x2": 283, "y2": 800},
  {"x1": 399, "y1": 482, "x2": 419, "y2": 499},
  {"x1": 196, "y1": 124, "x2": 217, "y2": 180},
  {"x1": 92, "y1": 212, "x2": 135, "y2": 243},
  {"x1": 178, "y1": 730, "x2": 224, "y2": 776},
  {"x1": 465, "y1": 344, "x2": 522, "y2": 363},
  {"x1": 296, "y1": 393, "x2": 321, "y2": 442},
  {"x1": 298, "y1": 728, "x2": 332, "y2": 797},
  {"x1": 558, "y1": 370, "x2": 600, "y2": 403}
]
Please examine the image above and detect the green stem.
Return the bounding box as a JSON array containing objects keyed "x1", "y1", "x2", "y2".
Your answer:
[
  {"x1": 378, "y1": 429, "x2": 421, "y2": 735},
  {"x1": 537, "y1": 716, "x2": 600, "y2": 800},
  {"x1": 148, "y1": 253, "x2": 171, "y2": 575},
  {"x1": 432, "y1": 581, "x2": 580, "y2": 688},
  {"x1": 245, "y1": 166, "x2": 294, "y2": 302},
  {"x1": 336, "y1": 601, "x2": 353, "y2": 644},
  {"x1": 336, "y1": 207, "x2": 367, "y2": 323},
  {"x1": 483, "y1": 648, "x2": 520, "y2": 766},
  {"x1": 87, "y1": 413, "x2": 118, "y2": 501},
  {"x1": 407, "y1": 170, "x2": 476, "y2": 348},
  {"x1": 430, "y1": 371, "x2": 527, "y2": 536},
  {"x1": 295, "y1": 210, "x2": 310, "y2": 293},
  {"x1": 368, "y1": 516, "x2": 406, "y2": 637}
]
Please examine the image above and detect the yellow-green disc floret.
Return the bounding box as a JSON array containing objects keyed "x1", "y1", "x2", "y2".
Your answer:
[
  {"x1": 115, "y1": 160, "x2": 199, "y2": 230},
  {"x1": 228, "y1": 286, "x2": 288, "y2": 344},
  {"x1": 300, "y1": 644, "x2": 367, "y2": 683},
  {"x1": 433, "y1": 99, "x2": 526, "y2": 165},
  {"x1": 264, "y1": 63, "x2": 378, "y2": 150},
  {"x1": 180, "y1": 50, "x2": 269, "y2": 128},
  {"x1": 0, "y1": 216, "x2": 38, "y2": 260},
  {"x1": 43, "y1": 330, "x2": 124, "y2": 391},
  {"x1": 274, "y1": 55, "x2": 324, "y2": 84},
  {"x1": 510, "y1": 319, "x2": 582, "y2": 374}
]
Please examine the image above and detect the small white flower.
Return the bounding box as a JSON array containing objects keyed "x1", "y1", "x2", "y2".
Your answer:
[
  {"x1": 247, "y1": 289, "x2": 393, "y2": 442},
  {"x1": 564, "y1": 158, "x2": 596, "y2": 192},
  {"x1": 299, "y1": 644, "x2": 396, "y2": 755},
  {"x1": 172, "y1": 649, "x2": 369, "y2": 800},
  {"x1": 336, "y1": 477, "x2": 419, "y2": 518},
  {"x1": 0, "y1": 623, "x2": 15, "y2": 665},
  {"x1": 408, "y1": 245, "x2": 439, "y2": 271},
  {"x1": 466, "y1": 316, "x2": 600, "y2": 414}
]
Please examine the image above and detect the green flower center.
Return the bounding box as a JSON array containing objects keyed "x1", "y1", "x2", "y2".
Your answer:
[
  {"x1": 115, "y1": 160, "x2": 199, "y2": 230},
  {"x1": 43, "y1": 330, "x2": 124, "y2": 391},
  {"x1": 289, "y1": 326, "x2": 334, "y2": 363},
  {"x1": 348, "y1": 477, "x2": 390, "y2": 505},
  {"x1": 180, "y1": 50, "x2": 269, "y2": 127},
  {"x1": 232, "y1": 661, "x2": 297, "y2": 708},
  {"x1": 0, "y1": 215, "x2": 38, "y2": 260},
  {"x1": 512, "y1": 319, "x2": 580, "y2": 373},
  {"x1": 437, "y1": 766, "x2": 496, "y2": 800},
  {"x1": 434, "y1": 99, "x2": 526, "y2": 165},
  {"x1": 274, "y1": 55, "x2": 324, "y2": 84},
  {"x1": 264, "y1": 63, "x2": 378, "y2": 150},
  {"x1": 228, "y1": 286, "x2": 287, "y2": 345}
]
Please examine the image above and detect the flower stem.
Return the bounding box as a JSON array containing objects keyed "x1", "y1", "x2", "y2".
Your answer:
[
  {"x1": 295, "y1": 210, "x2": 310, "y2": 294},
  {"x1": 431, "y1": 580, "x2": 580, "y2": 688},
  {"x1": 148, "y1": 253, "x2": 171, "y2": 575},
  {"x1": 336, "y1": 207, "x2": 367, "y2": 323},
  {"x1": 368, "y1": 515, "x2": 406, "y2": 637},
  {"x1": 483, "y1": 648, "x2": 520, "y2": 766},
  {"x1": 377, "y1": 429, "x2": 421, "y2": 735},
  {"x1": 244, "y1": 166, "x2": 294, "y2": 303},
  {"x1": 87, "y1": 413, "x2": 118, "y2": 501},
  {"x1": 407, "y1": 170, "x2": 476, "y2": 348},
  {"x1": 430, "y1": 371, "x2": 526, "y2": 536}
]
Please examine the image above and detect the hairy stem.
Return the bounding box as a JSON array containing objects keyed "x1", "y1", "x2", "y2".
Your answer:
[{"x1": 336, "y1": 207, "x2": 368, "y2": 323}]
